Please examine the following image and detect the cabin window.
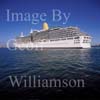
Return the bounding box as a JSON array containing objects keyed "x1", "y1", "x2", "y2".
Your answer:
[
  {"x1": 74, "y1": 37, "x2": 80, "y2": 39},
  {"x1": 67, "y1": 37, "x2": 73, "y2": 40},
  {"x1": 83, "y1": 40, "x2": 89, "y2": 43}
]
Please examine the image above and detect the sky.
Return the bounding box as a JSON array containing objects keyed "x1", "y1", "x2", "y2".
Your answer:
[{"x1": 0, "y1": 0, "x2": 100, "y2": 44}]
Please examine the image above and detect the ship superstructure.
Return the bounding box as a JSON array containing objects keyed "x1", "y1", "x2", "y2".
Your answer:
[{"x1": 15, "y1": 23, "x2": 91, "y2": 49}]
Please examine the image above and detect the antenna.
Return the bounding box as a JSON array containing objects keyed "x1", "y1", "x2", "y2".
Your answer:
[
  {"x1": 20, "y1": 32, "x2": 24, "y2": 37},
  {"x1": 30, "y1": 29, "x2": 33, "y2": 33}
]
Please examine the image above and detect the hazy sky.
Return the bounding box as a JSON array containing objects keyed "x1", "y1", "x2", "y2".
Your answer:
[{"x1": 0, "y1": 0, "x2": 100, "y2": 44}]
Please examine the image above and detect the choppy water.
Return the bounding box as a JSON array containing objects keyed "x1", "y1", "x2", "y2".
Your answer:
[{"x1": 0, "y1": 48, "x2": 100, "y2": 99}]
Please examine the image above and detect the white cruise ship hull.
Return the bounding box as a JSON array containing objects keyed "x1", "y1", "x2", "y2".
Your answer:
[{"x1": 15, "y1": 38, "x2": 91, "y2": 49}]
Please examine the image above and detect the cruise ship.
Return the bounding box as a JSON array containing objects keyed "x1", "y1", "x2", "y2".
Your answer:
[{"x1": 14, "y1": 22, "x2": 91, "y2": 49}]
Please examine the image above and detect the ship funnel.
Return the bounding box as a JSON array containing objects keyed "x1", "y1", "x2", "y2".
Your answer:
[{"x1": 43, "y1": 22, "x2": 49, "y2": 31}]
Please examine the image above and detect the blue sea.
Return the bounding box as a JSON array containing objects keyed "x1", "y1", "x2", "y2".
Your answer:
[{"x1": 0, "y1": 47, "x2": 100, "y2": 99}]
